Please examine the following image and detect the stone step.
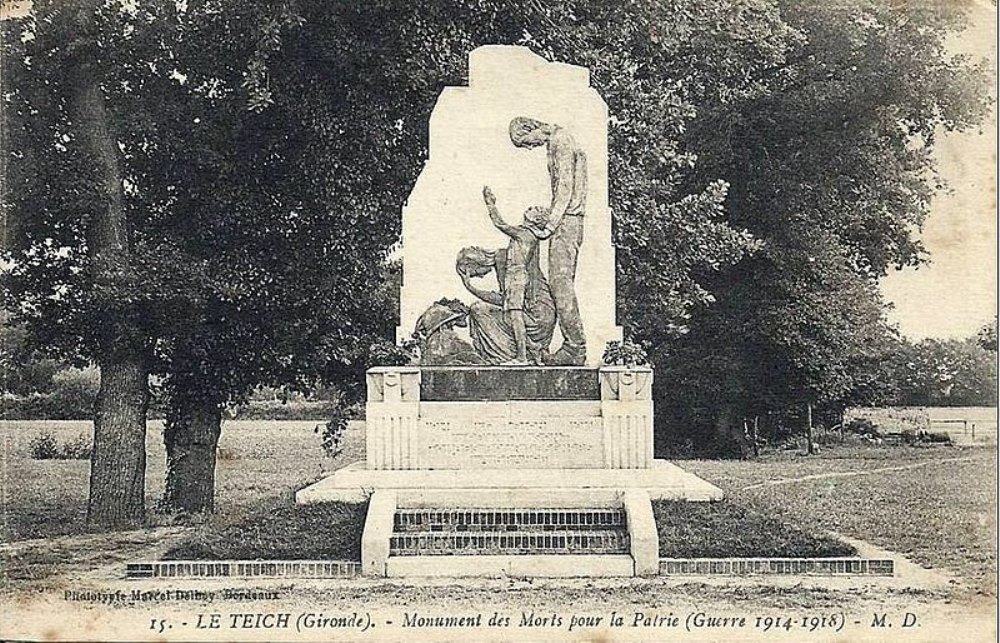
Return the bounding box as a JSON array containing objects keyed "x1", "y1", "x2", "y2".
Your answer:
[
  {"x1": 389, "y1": 529, "x2": 630, "y2": 556},
  {"x1": 385, "y1": 554, "x2": 636, "y2": 577},
  {"x1": 393, "y1": 508, "x2": 625, "y2": 532},
  {"x1": 295, "y1": 462, "x2": 725, "y2": 505}
]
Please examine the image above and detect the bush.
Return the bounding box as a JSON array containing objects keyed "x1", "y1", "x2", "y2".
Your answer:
[
  {"x1": 917, "y1": 430, "x2": 952, "y2": 445},
  {"x1": 27, "y1": 432, "x2": 58, "y2": 459},
  {"x1": 28, "y1": 430, "x2": 92, "y2": 460},
  {"x1": 845, "y1": 417, "x2": 879, "y2": 436},
  {"x1": 318, "y1": 406, "x2": 354, "y2": 456}
]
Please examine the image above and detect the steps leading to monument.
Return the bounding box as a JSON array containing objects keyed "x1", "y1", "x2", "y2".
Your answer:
[
  {"x1": 394, "y1": 508, "x2": 625, "y2": 530},
  {"x1": 389, "y1": 508, "x2": 630, "y2": 556},
  {"x1": 361, "y1": 490, "x2": 659, "y2": 577}
]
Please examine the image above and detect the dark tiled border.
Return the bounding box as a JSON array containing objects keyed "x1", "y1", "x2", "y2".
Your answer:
[
  {"x1": 390, "y1": 530, "x2": 629, "y2": 556},
  {"x1": 126, "y1": 560, "x2": 361, "y2": 579},
  {"x1": 659, "y1": 557, "x2": 894, "y2": 576},
  {"x1": 127, "y1": 557, "x2": 893, "y2": 579}
]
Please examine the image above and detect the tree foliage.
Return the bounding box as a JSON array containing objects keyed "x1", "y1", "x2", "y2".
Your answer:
[
  {"x1": 882, "y1": 335, "x2": 997, "y2": 408},
  {"x1": 977, "y1": 318, "x2": 997, "y2": 353},
  {"x1": 653, "y1": 0, "x2": 990, "y2": 453},
  {"x1": 2, "y1": 0, "x2": 992, "y2": 504}
]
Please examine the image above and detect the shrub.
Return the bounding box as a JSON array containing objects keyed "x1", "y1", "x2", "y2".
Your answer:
[
  {"x1": 917, "y1": 430, "x2": 952, "y2": 445},
  {"x1": 59, "y1": 432, "x2": 94, "y2": 459},
  {"x1": 27, "y1": 432, "x2": 58, "y2": 459},
  {"x1": 845, "y1": 417, "x2": 879, "y2": 436},
  {"x1": 318, "y1": 405, "x2": 355, "y2": 456},
  {"x1": 28, "y1": 430, "x2": 92, "y2": 460}
]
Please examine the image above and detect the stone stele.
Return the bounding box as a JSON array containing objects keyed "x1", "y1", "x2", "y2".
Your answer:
[{"x1": 396, "y1": 45, "x2": 621, "y2": 362}]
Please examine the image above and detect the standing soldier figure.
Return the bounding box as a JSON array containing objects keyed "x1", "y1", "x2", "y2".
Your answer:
[{"x1": 508, "y1": 116, "x2": 588, "y2": 366}]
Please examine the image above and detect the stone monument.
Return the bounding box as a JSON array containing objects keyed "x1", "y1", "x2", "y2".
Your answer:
[
  {"x1": 395, "y1": 45, "x2": 620, "y2": 363},
  {"x1": 297, "y1": 45, "x2": 722, "y2": 578}
]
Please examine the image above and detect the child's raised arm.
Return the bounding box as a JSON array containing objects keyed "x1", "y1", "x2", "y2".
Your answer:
[{"x1": 482, "y1": 186, "x2": 519, "y2": 239}]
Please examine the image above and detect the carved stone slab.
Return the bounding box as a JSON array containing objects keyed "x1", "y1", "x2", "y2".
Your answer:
[
  {"x1": 365, "y1": 366, "x2": 652, "y2": 470},
  {"x1": 420, "y1": 366, "x2": 600, "y2": 401}
]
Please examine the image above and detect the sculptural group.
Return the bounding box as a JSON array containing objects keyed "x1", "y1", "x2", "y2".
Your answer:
[{"x1": 416, "y1": 117, "x2": 589, "y2": 367}]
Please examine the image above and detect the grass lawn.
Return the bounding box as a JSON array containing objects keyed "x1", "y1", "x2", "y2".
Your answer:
[
  {"x1": 653, "y1": 501, "x2": 855, "y2": 558},
  {"x1": 1, "y1": 421, "x2": 994, "y2": 595},
  {"x1": 163, "y1": 502, "x2": 365, "y2": 561},
  {"x1": 1, "y1": 419, "x2": 365, "y2": 542},
  {"x1": 682, "y1": 445, "x2": 997, "y2": 594}
]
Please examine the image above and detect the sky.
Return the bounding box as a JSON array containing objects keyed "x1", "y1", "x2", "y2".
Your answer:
[{"x1": 879, "y1": 0, "x2": 998, "y2": 341}]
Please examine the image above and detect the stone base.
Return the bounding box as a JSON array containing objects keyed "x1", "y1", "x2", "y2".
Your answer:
[
  {"x1": 386, "y1": 554, "x2": 635, "y2": 578},
  {"x1": 298, "y1": 463, "x2": 721, "y2": 578},
  {"x1": 295, "y1": 460, "x2": 722, "y2": 505}
]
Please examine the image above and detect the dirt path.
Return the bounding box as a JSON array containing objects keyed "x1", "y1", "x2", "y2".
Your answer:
[
  {"x1": 740, "y1": 455, "x2": 981, "y2": 491},
  {"x1": 1, "y1": 526, "x2": 193, "y2": 593}
]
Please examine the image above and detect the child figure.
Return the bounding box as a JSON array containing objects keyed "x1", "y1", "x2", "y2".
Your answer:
[{"x1": 481, "y1": 185, "x2": 549, "y2": 365}]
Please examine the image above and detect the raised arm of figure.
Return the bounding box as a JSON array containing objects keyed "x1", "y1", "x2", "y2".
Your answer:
[{"x1": 483, "y1": 186, "x2": 519, "y2": 239}]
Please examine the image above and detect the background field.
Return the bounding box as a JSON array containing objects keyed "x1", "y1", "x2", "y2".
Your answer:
[
  {"x1": 1, "y1": 420, "x2": 362, "y2": 542},
  {"x1": 1, "y1": 420, "x2": 995, "y2": 596}
]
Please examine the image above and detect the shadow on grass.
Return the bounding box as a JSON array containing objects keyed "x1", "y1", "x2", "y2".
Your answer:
[
  {"x1": 654, "y1": 501, "x2": 856, "y2": 558},
  {"x1": 163, "y1": 502, "x2": 367, "y2": 561}
]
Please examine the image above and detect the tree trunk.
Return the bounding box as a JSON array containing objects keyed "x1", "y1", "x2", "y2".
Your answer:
[
  {"x1": 806, "y1": 402, "x2": 816, "y2": 455},
  {"x1": 67, "y1": 25, "x2": 149, "y2": 529},
  {"x1": 88, "y1": 355, "x2": 148, "y2": 527},
  {"x1": 163, "y1": 395, "x2": 222, "y2": 514}
]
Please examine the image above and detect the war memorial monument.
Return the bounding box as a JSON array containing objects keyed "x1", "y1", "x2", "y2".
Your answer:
[{"x1": 296, "y1": 45, "x2": 722, "y2": 578}]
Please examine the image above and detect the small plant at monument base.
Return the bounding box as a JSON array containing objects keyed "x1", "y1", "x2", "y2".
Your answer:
[
  {"x1": 318, "y1": 407, "x2": 350, "y2": 457},
  {"x1": 602, "y1": 340, "x2": 650, "y2": 367},
  {"x1": 370, "y1": 339, "x2": 419, "y2": 366}
]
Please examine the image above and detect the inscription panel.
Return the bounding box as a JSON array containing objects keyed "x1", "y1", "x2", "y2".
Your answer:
[{"x1": 420, "y1": 416, "x2": 604, "y2": 469}]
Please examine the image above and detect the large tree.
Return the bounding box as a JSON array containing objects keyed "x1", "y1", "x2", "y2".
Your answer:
[
  {"x1": 654, "y1": 0, "x2": 990, "y2": 452},
  {"x1": 151, "y1": 0, "x2": 800, "y2": 508},
  {"x1": 2, "y1": 1, "x2": 171, "y2": 526}
]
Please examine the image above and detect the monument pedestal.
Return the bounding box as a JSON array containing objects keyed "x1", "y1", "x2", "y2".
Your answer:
[{"x1": 296, "y1": 366, "x2": 722, "y2": 578}]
